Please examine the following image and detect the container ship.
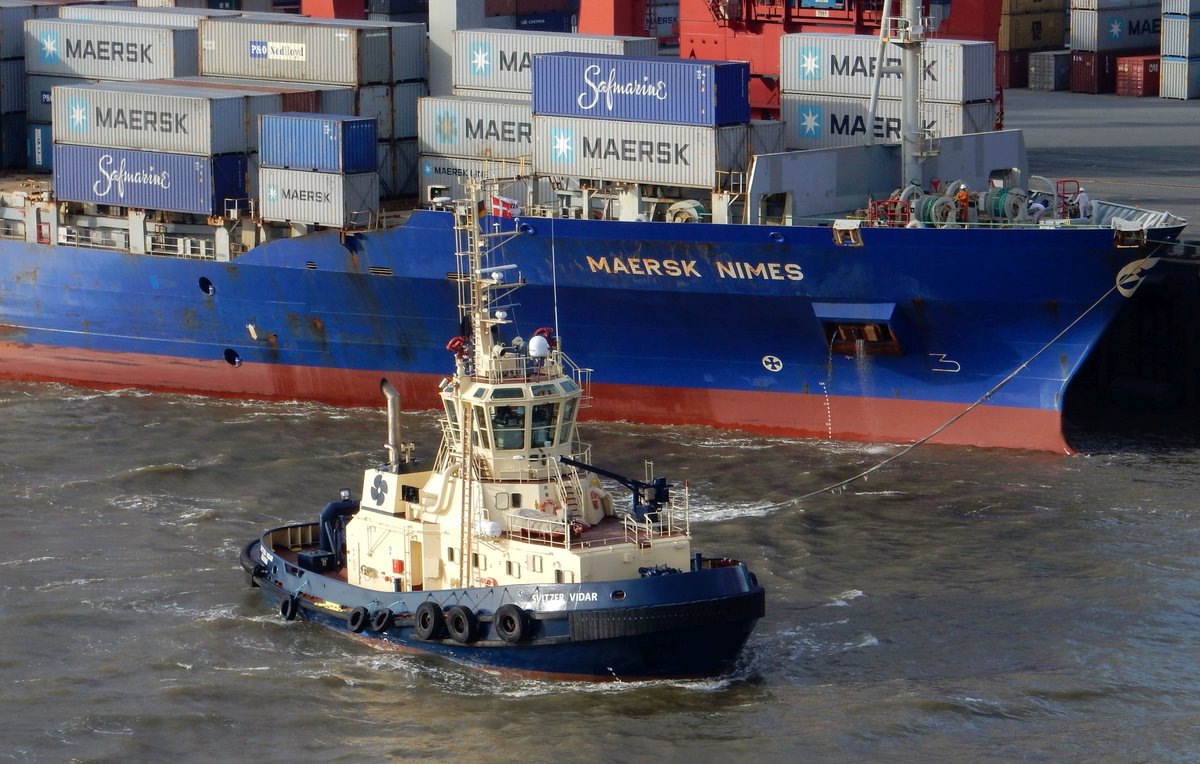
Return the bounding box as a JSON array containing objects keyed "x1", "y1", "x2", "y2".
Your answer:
[{"x1": 0, "y1": 0, "x2": 1187, "y2": 453}]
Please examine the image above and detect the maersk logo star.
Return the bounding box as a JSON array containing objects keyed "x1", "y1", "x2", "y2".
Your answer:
[
  {"x1": 435, "y1": 109, "x2": 457, "y2": 144},
  {"x1": 798, "y1": 106, "x2": 822, "y2": 137},
  {"x1": 40, "y1": 31, "x2": 60, "y2": 63},
  {"x1": 67, "y1": 98, "x2": 88, "y2": 131},
  {"x1": 470, "y1": 43, "x2": 491, "y2": 76},
  {"x1": 798, "y1": 47, "x2": 822, "y2": 80},
  {"x1": 422, "y1": 161, "x2": 433, "y2": 176},
  {"x1": 551, "y1": 128, "x2": 574, "y2": 163},
  {"x1": 1108, "y1": 18, "x2": 1124, "y2": 39},
  {"x1": 265, "y1": 184, "x2": 279, "y2": 203}
]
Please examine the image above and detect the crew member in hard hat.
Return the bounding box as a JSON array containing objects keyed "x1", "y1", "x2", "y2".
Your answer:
[
  {"x1": 954, "y1": 184, "x2": 970, "y2": 223},
  {"x1": 1073, "y1": 186, "x2": 1091, "y2": 220}
]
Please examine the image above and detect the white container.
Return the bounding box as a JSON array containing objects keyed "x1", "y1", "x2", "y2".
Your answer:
[
  {"x1": 57, "y1": 4, "x2": 241, "y2": 27},
  {"x1": 1069, "y1": 6, "x2": 1162, "y2": 52},
  {"x1": 1162, "y1": 15, "x2": 1200, "y2": 58},
  {"x1": 417, "y1": 153, "x2": 550, "y2": 205},
  {"x1": 24, "y1": 19, "x2": 199, "y2": 79},
  {"x1": 258, "y1": 167, "x2": 380, "y2": 228},
  {"x1": 452, "y1": 28, "x2": 657, "y2": 94},
  {"x1": 780, "y1": 33, "x2": 996, "y2": 103},
  {"x1": 532, "y1": 114, "x2": 748, "y2": 189},
  {"x1": 1162, "y1": 0, "x2": 1200, "y2": 12},
  {"x1": 1070, "y1": 0, "x2": 1157, "y2": 8},
  {"x1": 418, "y1": 95, "x2": 533, "y2": 160},
  {"x1": 453, "y1": 86, "x2": 531, "y2": 102},
  {"x1": 1160, "y1": 57, "x2": 1200, "y2": 99},
  {"x1": 780, "y1": 93, "x2": 995, "y2": 150}
]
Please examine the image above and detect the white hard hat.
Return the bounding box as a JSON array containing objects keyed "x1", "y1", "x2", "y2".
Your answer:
[
  {"x1": 1079, "y1": 186, "x2": 1085, "y2": 191},
  {"x1": 959, "y1": 184, "x2": 966, "y2": 189}
]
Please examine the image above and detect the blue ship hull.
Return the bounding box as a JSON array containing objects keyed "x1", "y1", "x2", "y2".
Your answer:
[{"x1": 0, "y1": 209, "x2": 1183, "y2": 451}]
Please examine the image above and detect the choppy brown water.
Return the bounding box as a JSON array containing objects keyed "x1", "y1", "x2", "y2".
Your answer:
[{"x1": 4, "y1": 381, "x2": 1200, "y2": 763}]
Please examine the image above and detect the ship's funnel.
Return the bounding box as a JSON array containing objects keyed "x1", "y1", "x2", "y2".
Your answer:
[{"x1": 381, "y1": 378, "x2": 403, "y2": 470}]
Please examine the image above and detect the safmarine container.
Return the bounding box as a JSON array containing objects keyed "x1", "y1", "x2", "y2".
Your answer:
[
  {"x1": 1160, "y1": 57, "x2": 1200, "y2": 99},
  {"x1": 1069, "y1": 6, "x2": 1162, "y2": 52},
  {"x1": 257, "y1": 167, "x2": 379, "y2": 228},
  {"x1": 418, "y1": 95, "x2": 533, "y2": 160},
  {"x1": 198, "y1": 17, "x2": 425, "y2": 86},
  {"x1": 1162, "y1": 15, "x2": 1200, "y2": 58},
  {"x1": 259, "y1": 113, "x2": 377, "y2": 173},
  {"x1": 453, "y1": 29, "x2": 658, "y2": 94},
  {"x1": 1028, "y1": 49, "x2": 1072, "y2": 90},
  {"x1": 24, "y1": 19, "x2": 199, "y2": 80},
  {"x1": 52, "y1": 145, "x2": 247, "y2": 215},
  {"x1": 531, "y1": 53, "x2": 749, "y2": 126},
  {"x1": 779, "y1": 93, "x2": 995, "y2": 150},
  {"x1": 531, "y1": 114, "x2": 748, "y2": 188},
  {"x1": 51, "y1": 81, "x2": 253, "y2": 155},
  {"x1": 779, "y1": 33, "x2": 995, "y2": 103},
  {"x1": 57, "y1": 4, "x2": 241, "y2": 27}
]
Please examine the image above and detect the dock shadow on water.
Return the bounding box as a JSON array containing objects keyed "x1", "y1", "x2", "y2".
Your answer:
[{"x1": 4, "y1": 382, "x2": 1200, "y2": 762}]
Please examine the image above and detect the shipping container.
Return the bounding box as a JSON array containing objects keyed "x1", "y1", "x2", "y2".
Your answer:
[
  {"x1": 1160, "y1": 56, "x2": 1200, "y2": 99},
  {"x1": 531, "y1": 114, "x2": 748, "y2": 188},
  {"x1": 531, "y1": 53, "x2": 749, "y2": 126},
  {"x1": 157, "y1": 75, "x2": 320, "y2": 114},
  {"x1": 24, "y1": 19, "x2": 200, "y2": 80},
  {"x1": 1028, "y1": 49, "x2": 1072, "y2": 90},
  {"x1": 52, "y1": 144, "x2": 247, "y2": 214},
  {"x1": 452, "y1": 28, "x2": 658, "y2": 94},
  {"x1": 779, "y1": 33, "x2": 996, "y2": 103},
  {"x1": 1071, "y1": 0, "x2": 1160, "y2": 8},
  {"x1": 1069, "y1": 6, "x2": 1162, "y2": 52},
  {"x1": 453, "y1": 86, "x2": 531, "y2": 102},
  {"x1": 27, "y1": 73, "x2": 99, "y2": 123},
  {"x1": 749, "y1": 118, "x2": 785, "y2": 157},
  {"x1": 27, "y1": 121, "x2": 52, "y2": 171},
  {"x1": 355, "y1": 84, "x2": 394, "y2": 140},
  {"x1": 257, "y1": 167, "x2": 379, "y2": 227},
  {"x1": 515, "y1": 11, "x2": 576, "y2": 32},
  {"x1": 57, "y1": 4, "x2": 241, "y2": 27},
  {"x1": 365, "y1": 0, "x2": 426, "y2": 13},
  {"x1": 376, "y1": 137, "x2": 418, "y2": 196},
  {"x1": 417, "y1": 152, "x2": 551, "y2": 205},
  {"x1": 1162, "y1": 0, "x2": 1200, "y2": 12},
  {"x1": 1001, "y1": 0, "x2": 1066, "y2": 12},
  {"x1": 393, "y1": 80, "x2": 426, "y2": 140},
  {"x1": 51, "y1": 81, "x2": 261, "y2": 155},
  {"x1": 998, "y1": 10, "x2": 1064, "y2": 51},
  {"x1": 1070, "y1": 49, "x2": 1120, "y2": 93},
  {"x1": 418, "y1": 95, "x2": 533, "y2": 160},
  {"x1": 780, "y1": 93, "x2": 995, "y2": 150},
  {"x1": 198, "y1": 16, "x2": 426, "y2": 86},
  {"x1": 1, "y1": 59, "x2": 24, "y2": 114},
  {"x1": 0, "y1": 2, "x2": 36, "y2": 59},
  {"x1": 258, "y1": 112, "x2": 378, "y2": 173},
  {"x1": 0, "y1": 112, "x2": 24, "y2": 169},
  {"x1": 996, "y1": 50, "x2": 1029, "y2": 88},
  {"x1": 1162, "y1": 15, "x2": 1200, "y2": 58},
  {"x1": 1116, "y1": 54, "x2": 1160, "y2": 96}
]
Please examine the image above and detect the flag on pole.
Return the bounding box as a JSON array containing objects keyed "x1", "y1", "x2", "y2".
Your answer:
[{"x1": 491, "y1": 195, "x2": 520, "y2": 218}]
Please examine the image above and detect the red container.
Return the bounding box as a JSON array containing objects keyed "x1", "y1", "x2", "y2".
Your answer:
[
  {"x1": 997, "y1": 50, "x2": 1030, "y2": 88},
  {"x1": 1116, "y1": 54, "x2": 1161, "y2": 97},
  {"x1": 1071, "y1": 50, "x2": 1118, "y2": 94}
]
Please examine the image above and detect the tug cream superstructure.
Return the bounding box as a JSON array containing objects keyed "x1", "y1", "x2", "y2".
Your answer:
[{"x1": 241, "y1": 187, "x2": 765, "y2": 679}]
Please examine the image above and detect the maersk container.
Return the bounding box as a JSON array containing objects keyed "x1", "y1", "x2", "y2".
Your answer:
[
  {"x1": 1, "y1": 59, "x2": 23, "y2": 114},
  {"x1": 531, "y1": 114, "x2": 748, "y2": 189},
  {"x1": 779, "y1": 34, "x2": 995, "y2": 103},
  {"x1": 531, "y1": 53, "x2": 749, "y2": 126},
  {"x1": 1160, "y1": 57, "x2": 1200, "y2": 99},
  {"x1": 24, "y1": 19, "x2": 199, "y2": 80},
  {"x1": 198, "y1": 17, "x2": 425, "y2": 86},
  {"x1": 258, "y1": 113, "x2": 378, "y2": 173},
  {"x1": 418, "y1": 152, "x2": 553, "y2": 205},
  {"x1": 418, "y1": 95, "x2": 533, "y2": 161},
  {"x1": 52, "y1": 145, "x2": 247, "y2": 215},
  {"x1": 257, "y1": 167, "x2": 379, "y2": 228},
  {"x1": 1069, "y1": 6, "x2": 1162, "y2": 52},
  {"x1": 57, "y1": 4, "x2": 241, "y2": 27},
  {"x1": 780, "y1": 93, "x2": 995, "y2": 150},
  {"x1": 27, "y1": 74, "x2": 100, "y2": 123},
  {"x1": 1163, "y1": 0, "x2": 1200, "y2": 13},
  {"x1": 0, "y1": 2, "x2": 35, "y2": 59},
  {"x1": 51, "y1": 81, "x2": 253, "y2": 156},
  {"x1": 1163, "y1": 15, "x2": 1200, "y2": 58},
  {"x1": 27, "y1": 122, "x2": 52, "y2": 171},
  {"x1": 453, "y1": 29, "x2": 658, "y2": 94}
]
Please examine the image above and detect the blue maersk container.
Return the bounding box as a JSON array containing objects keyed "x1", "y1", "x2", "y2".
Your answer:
[
  {"x1": 531, "y1": 53, "x2": 750, "y2": 126},
  {"x1": 258, "y1": 113, "x2": 378, "y2": 174},
  {"x1": 53, "y1": 145, "x2": 247, "y2": 215}
]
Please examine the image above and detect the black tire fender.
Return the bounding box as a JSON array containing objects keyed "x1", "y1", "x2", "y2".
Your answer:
[
  {"x1": 414, "y1": 601, "x2": 445, "y2": 641},
  {"x1": 347, "y1": 606, "x2": 370, "y2": 633},
  {"x1": 446, "y1": 605, "x2": 479, "y2": 644},
  {"x1": 493, "y1": 604, "x2": 529, "y2": 644},
  {"x1": 279, "y1": 596, "x2": 299, "y2": 622},
  {"x1": 370, "y1": 608, "x2": 393, "y2": 633}
]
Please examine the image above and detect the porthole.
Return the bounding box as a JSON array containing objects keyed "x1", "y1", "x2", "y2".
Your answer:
[{"x1": 611, "y1": 590, "x2": 626, "y2": 601}]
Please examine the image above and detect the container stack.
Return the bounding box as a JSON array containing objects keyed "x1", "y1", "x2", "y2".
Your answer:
[
  {"x1": 197, "y1": 15, "x2": 427, "y2": 196},
  {"x1": 1069, "y1": 1, "x2": 1162, "y2": 93},
  {"x1": 996, "y1": 0, "x2": 1067, "y2": 88},
  {"x1": 529, "y1": 53, "x2": 751, "y2": 190},
  {"x1": 1027, "y1": 49, "x2": 1072, "y2": 89},
  {"x1": 1160, "y1": 0, "x2": 1200, "y2": 98},
  {"x1": 1116, "y1": 53, "x2": 1161, "y2": 95},
  {"x1": 0, "y1": 3, "x2": 36, "y2": 168},
  {"x1": 256, "y1": 112, "x2": 380, "y2": 228},
  {"x1": 778, "y1": 33, "x2": 996, "y2": 151}
]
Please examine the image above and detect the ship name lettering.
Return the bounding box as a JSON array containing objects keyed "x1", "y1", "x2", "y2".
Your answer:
[
  {"x1": 577, "y1": 64, "x2": 668, "y2": 112},
  {"x1": 500, "y1": 50, "x2": 532, "y2": 72},
  {"x1": 96, "y1": 107, "x2": 188, "y2": 134},
  {"x1": 92, "y1": 154, "x2": 171, "y2": 199},
  {"x1": 586, "y1": 255, "x2": 700, "y2": 278},
  {"x1": 715, "y1": 261, "x2": 803, "y2": 281},
  {"x1": 66, "y1": 38, "x2": 153, "y2": 64},
  {"x1": 582, "y1": 137, "x2": 688, "y2": 165},
  {"x1": 464, "y1": 118, "x2": 531, "y2": 144},
  {"x1": 531, "y1": 592, "x2": 565, "y2": 603}
]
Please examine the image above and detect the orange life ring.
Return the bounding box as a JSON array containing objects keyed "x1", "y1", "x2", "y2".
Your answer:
[
  {"x1": 446, "y1": 336, "x2": 467, "y2": 355},
  {"x1": 538, "y1": 498, "x2": 560, "y2": 516},
  {"x1": 483, "y1": 577, "x2": 498, "y2": 587}
]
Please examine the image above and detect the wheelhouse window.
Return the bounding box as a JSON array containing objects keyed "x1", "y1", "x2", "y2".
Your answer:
[
  {"x1": 531, "y1": 402, "x2": 559, "y2": 448},
  {"x1": 823, "y1": 321, "x2": 903, "y2": 356},
  {"x1": 491, "y1": 404, "x2": 526, "y2": 450},
  {"x1": 472, "y1": 405, "x2": 491, "y2": 449},
  {"x1": 558, "y1": 398, "x2": 578, "y2": 445}
]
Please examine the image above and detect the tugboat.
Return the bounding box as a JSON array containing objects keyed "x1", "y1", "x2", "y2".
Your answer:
[{"x1": 239, "y1": 186, "x2": 766, "y2": 680}]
